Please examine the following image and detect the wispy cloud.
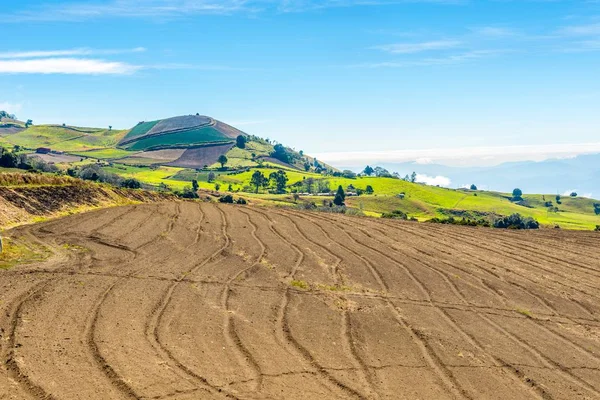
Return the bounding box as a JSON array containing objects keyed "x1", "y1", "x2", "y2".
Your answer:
[
  {"x1": 558, "y1": 23, "x2": 600, "y2": 36},
  {"x1": 354, "y1": 49, "x2": 506, "y2": 68},
  {"x1": 0, "y1": 58, "x2": 140, "y2": 75},
  {"x1": 0, "y1": 102, "x2": 23, "y2": 114},
  {"x1": 5, "y1": 0, "x2": 464, "y2": 22},
  {"x1": 314, "y1": 142, "x2": 600, "y2": 167},
  {"x1": 470, "y1": 26, "x2": 517, "y2": 37},
  {"x1": 374, "y1": 40, "x2": 461, "y2": 54},
  {"x1": 0, "y1": 47, "x2": 146, "y2": 59}
]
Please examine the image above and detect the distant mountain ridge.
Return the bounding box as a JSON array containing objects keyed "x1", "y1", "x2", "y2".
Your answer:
[{"x1": 366, "y1": 153, "x2": 600, "y2": 197}]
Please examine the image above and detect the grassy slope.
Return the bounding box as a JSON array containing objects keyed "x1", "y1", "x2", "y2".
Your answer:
[
  {"x1": 1, "y1": 125, "x2": 598, "y2": 230},
  {"x1": 0, "y1": 125, "x2": 128, "y2": 152}
]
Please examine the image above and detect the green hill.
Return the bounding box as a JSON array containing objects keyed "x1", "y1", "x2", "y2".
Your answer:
[{"x1": 1, "y1": 114, "x2": 599, "y2": 230}]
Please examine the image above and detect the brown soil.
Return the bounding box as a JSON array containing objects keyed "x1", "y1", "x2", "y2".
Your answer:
[
  {"x1": 1, "y1": 202, "x2": 600, "y2": 399},
  {"x1": 0, "y1": 183, "x2": 171, "y2": 228},
  {"x1": 167, "y1": 143, "x2": 235, "y2": 169}
]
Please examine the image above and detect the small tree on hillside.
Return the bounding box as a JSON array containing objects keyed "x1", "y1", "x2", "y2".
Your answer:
[
  {"x1": 570, "y1": 192, "x2": 578, "y2": 197},
  {"x1": 333, "y1": 185, "x2": 345, "y2": 206},
  {"x1": 269, "y1": 169, "x2": 288, "y2": 193},
  {"x1": 207, "y1": 172, "x2": 216, "y2": 182},
  {"x1": 218, "y1": 155, "x2": 228, "y2": 168},
  {"x1": 363, "y1": 165, "x2": 374, "y2": 176},
  {"x1": 512, "y1": 188, "x2": 523, "y2": 201},
  {"x1": 470, "y1": 184, "x2": 477, "y2": 190},
  {"x1": 251, "y1": 170, "x2": 266, "y2": 193},
  {"x1": 25, "y1": 119, "x2": 33, "y2": 128},
  {"x1": 236, "y1": 135, "x2": 246, "y2": 149},
  {"x1": 365, "y1": 185, "x2": 374, "y2": 194},
  {"x1": 215, "y1": 183, "x2": 221, "y2": 191},
  {"x1": 410, "y1": 172, "x2": 417, "y2": 183},
  {"x1": 192, "y1": 179, "x2": 199, "y2": 192}
]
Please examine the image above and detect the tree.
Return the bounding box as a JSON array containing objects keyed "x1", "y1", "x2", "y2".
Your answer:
[
  {"x1": 365, "y1": 185, "x2": 374, "y2": 194},
  {"x1": 25, "y1": 119, "x2": 33, "y2": 128},
  {"x1": 570, "y1": 192, "x2": 578, "y2": 197},
  {"x1": 192, "y1": 179, "x2": 199, "y2": 192},
  {"x1": 207, "y1": 172, "x2": 216, "y2": 182},
  {"x1": 470, "y1": 184, "x2": 478, "y2": 190},
  {"x1": 250, "y1": 170, "x2": 266, "y2": 193},
  {"x1": 594, "y1": 203, "x2": 600, "y2": 215},
  {"x1": 341, "y1": 170, "x2": 357, "y2": 179},
  {"x1": 512, "y1": 188, "x2": 523, "y2": 201},
  {"x1": 299, "y1": 150, "x2": 304, "y2": 156},
  {"x1": 333, "y1": 185, "x2": 345, "y2": 206},
  {"x1": 228, "y1": 184, "x2": 233, "y2": 192},
  {"x1": 303, "y1": 162, "x2": 311, "y2": 171},
  {"x1": 303, "y1": 177, "x2": 315, "y2": 193},
  {"x1": 269, "y1": 170, "x2": 288, "y2": 193},
  {"x1": 215, "y1": 183, "x2": 221, "y2": 191},
  {"x1": 271, "y1": 144, "x2": 289, "y2": 163},
  {"x1": 236, "y1": 135, "x2": 246, "y2": 149},
  {"x1": 121, "y1": 178, "x2": 141, "y2": 189},
  {"x1": 410, "y1": 172, "x2": 417, "y2": 183},
  {"x1": 218, "y1": 155, "x2": 228, "y2": 168},
  {"x1": 219, "y1": 194, "x2": 234, "y2": 203},
  {"x1": 109, "y1": 126, "x2": 112, "y2": 131},
  {"x1": 556, "y1": 194, "x2": 562, "y2": 204},
  {"x1": 363, "y1": 165, "x2": 374, "y2": 176}
]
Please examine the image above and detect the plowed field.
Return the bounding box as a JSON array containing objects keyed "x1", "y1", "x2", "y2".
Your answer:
[{"x1": 1, "y1": 202, "x2": 599, "y2": 399}]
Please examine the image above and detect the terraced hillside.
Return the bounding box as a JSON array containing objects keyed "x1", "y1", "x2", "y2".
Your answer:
[
  {"x1": 119, "y1": 115, "x2": 243, "y2": 151},
  {"x1": 1, "y1": 202, "x2": 600, "y2": 399}
]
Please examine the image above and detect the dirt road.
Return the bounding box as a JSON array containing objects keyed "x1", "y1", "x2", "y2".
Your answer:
[{"x1": 1, "y1": 202, "x2": 599, "y2": 399}]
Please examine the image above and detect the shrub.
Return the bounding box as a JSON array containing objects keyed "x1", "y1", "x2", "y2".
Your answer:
[
  {"x1": 595, "y1": 225, "x2": 600, "y2": 232},
  {"x1": 493, "y1": 214, "x2": 539, "y2": 229},
  {"x1": 594, "y1": 203, "x2": 600, "y2": 215},
  {"x1": 121, "y1": 178, "x2": 141, "y2": 189},
  {"x1": 381, "y1": 210, "x2": 408, "y2": 220},
  {"x1": 236, "y1": 198, "x2": 247, "y2": 204},
  {"x1": 427, "y1": 217, "x2": 490, "y2": 227},
  {"x1": 365, "y1": 185, "x2": 374, "y2": 194},
  {"x1": 219, "y1": 194, "x2": 234, "y2": 203}
]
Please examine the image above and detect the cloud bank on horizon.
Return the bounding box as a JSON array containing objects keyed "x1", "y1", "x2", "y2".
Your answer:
[{"x1": 314, "y1": 143, "x2": 600, "y2": 168}]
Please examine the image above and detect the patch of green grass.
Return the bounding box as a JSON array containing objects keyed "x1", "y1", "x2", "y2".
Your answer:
[
  {"x1": 515, "y1": 308, "x2": 533, "y2": 318},
  {"x1": 290, "y1": 280, "x2": 310, "y2": 290},
  {"x1": 0, "y1": 236, "x2": 50, "y2": 269},
  {"x1": 122, "y1": 126, "x2": 231, "y2": 151},
  {"x1": 70, "y1": 148, "x2": 134, "y2": 160},
  {"x1": 123, "y1": 120, "x2": 160, "y2": 140}
]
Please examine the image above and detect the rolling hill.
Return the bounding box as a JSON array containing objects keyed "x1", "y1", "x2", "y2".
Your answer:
[{"x1": 1, "y1": 113, "x2": 600, "y2": 230}]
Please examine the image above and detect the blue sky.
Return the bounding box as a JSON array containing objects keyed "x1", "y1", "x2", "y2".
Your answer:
[{"x1": 1, "y1": 0, "x2": 600, "y2": 166}]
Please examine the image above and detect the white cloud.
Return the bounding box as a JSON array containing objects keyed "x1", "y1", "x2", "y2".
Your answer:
[
  {"x1": 582, "y1": 193, "x2": 593, "y2": 199},
  {"x1": 314, "y1": 142, "x2": 600, "y2": 167},
  {"x1": 414, "y1": 157, "x2": 434, "y2": 164},
  {"x1": 0, "y1": 47, "x2": 146, "y2": 59},
  {"x1": 0, "y1": 58, "x2": 140, "y2": 75},
  {"x1": 0, "y1": 102, "x2": 23, "y2": 114},
  {"x1": 471, "y1": 27, "x2": 516, "y2": 37},
  {"x1": 374, "y1": 40, "x2": 461, "y2": 54},
  {"x1": 5, "y1": 0, "x2": 464, "y2": 21},
  {"x1": 416, "y1": 174, "x2": 451, "y2": 187},
  {"x1": 559, "y1": 23, "x2": 600, "y2": 36}
]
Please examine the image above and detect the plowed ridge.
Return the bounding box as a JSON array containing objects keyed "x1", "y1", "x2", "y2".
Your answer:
[{"x1": 1, "y1": 203, "x2": 599, "y2": 399}]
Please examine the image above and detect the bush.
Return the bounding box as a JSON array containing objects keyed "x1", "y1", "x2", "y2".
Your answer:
[
  {"x1": 493, "y1": 214, "x2": 539, "y2": 229},
  {"x1": 236, "y1": 198, "x2": 247, "y2": 204},
  {"x1": 595, "y1": 225, "x2": 600, "y2": 232},
  {"x1": 427, "y1": 216, "x2": 490, "y2": 227},
  {"x1": 121, "y1": 178, "x2": 141, "y2": 189},
  {"x1": 381, "y1": 210, "x2": 408, "y2": 220},
  {"x1": 219, "y1": 194, "x2": 234, "y2": 203}
]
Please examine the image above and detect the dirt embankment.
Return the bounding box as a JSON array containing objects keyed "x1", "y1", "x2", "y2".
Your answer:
[{"x1": 0, "y1": 180, "x2": 172, "y2": 228}]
